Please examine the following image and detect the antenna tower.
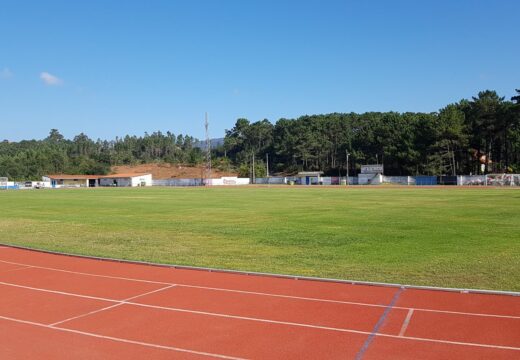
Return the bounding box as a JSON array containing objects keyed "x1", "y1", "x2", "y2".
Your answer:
[{"x1": 204, "y1": 112, "x2": 212, "y2": 185}]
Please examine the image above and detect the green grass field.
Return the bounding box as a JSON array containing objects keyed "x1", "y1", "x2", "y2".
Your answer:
[{"x1": 1, "y1": 186, "x2": 519, "y2": 291}]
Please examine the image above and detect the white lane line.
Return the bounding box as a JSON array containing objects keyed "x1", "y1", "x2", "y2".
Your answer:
[
  {"x1": 377, "y1": 332, "x2": 520, "y2": 352},
  {"x1": 0, "y1": 279, "x2": 519, "y2": 351},
  {"x1": 0, "y1": 259, "x2": 170, "y2": 285},
  {"x1": 397, "y1": 305, "x2": 520, "y2": 319},
  {"x1": 177, "y1": 284, "x2": 386, "y2": 307},
  {"x1": 1, "y1": 265, "x2": 35, "y2": 274},
  {"x1": 50, "y1": 303, "x2": 125, "y2": 327},
  {"x1": 123, "y1": 284, "x2": 176, "y2": 302},
  {"x1": 0, "y1": 315, "x2": 245, "y2": 360},
  {"x1": 0, "y1": 259, "x2": 519, "y2": 320},
  {"x1": 0, "y1": 280, "x2": 366, "y2": 334},
  {"x1": 0, "y1": 280, "x2": 119, "y2": 302},
  {"x1": 176, "y1": 284, "x2": 520, "y2": 320},
  {"x1": 49, "y1": 285, "x2": 176, "y2": 326},
  {"x1": 0, "y1": 280, "x2": 370, "y2": 334},
  {"x1": 398, "y1": 309, "x2": 414, "y2": 337},
  {"x1": 2, "y1": 307, "x2": 520, "y2": 353}
]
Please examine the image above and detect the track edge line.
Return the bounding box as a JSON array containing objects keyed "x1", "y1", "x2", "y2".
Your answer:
[{"x1": 1, "y1": 242, "x2": 519, "y2": 297}]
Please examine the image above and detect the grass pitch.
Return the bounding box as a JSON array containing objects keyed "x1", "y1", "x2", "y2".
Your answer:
[{"x1": 1, "y1": 186, "x2": 519, "y2": 291}]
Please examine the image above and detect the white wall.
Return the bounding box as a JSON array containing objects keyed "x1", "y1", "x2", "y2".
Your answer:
[
  {"x1": 358, "y1": 173, "x2": 382, "y2": 185},
  {"x1": 100, "y1": 174, "x2": 152, "y2": 187},
  {"x1": 99, "y1": 177, "x2": 131, "y2": 187},
  {"x1": 255, "y1": 177, "x2": 286, "y2": 184},
  {"x1": 382, "y1": 176, "x2": 414, "y2": 185},
  {"x1": 153, "y1": 178, "x2": 203, "y2": 186},
  {"x1": 1, "y1": 181, "x2": 18, "y2": 189},
  {"x1": 207, "y1": 177, "x2": 250, "y2": 186},
  {"x1": 131, "y1": 174, "x2": 152, "y2": 187}
]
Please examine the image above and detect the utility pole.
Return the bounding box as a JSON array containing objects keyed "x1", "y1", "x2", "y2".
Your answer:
[
  {"x1": 266, "y1": 153, "x2": 269, "y2": 177},
  {"x1": 204, "y1": 112, "x2": 211, "y2": 185},
  {"x1": 252, "y1": 152, "x2": 255, "y2": 184},
  {"x1": 346, "y1": 151, "x2": 350, "y2": 186}
]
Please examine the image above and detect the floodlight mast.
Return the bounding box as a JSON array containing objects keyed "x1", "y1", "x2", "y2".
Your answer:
[
  {"x1": 204, "y1": 112, "x2": 212, "y2": 185},
  {"x1": 266, "y1": 153, "x2": 269, "y2": 177},
  {"x1": 346, "y1": 151, "x2": 350, "y2": 185}
]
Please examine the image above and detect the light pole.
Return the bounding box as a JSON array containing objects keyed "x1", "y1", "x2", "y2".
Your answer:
[
  {"x1": 346, "y1": 151, "x2": 350, "y2": 185},
  {"x1": 266, "y1": 153, "x2": 269, "y2": 178}
]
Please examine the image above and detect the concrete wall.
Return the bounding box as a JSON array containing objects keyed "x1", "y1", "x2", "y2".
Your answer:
[
  {"x1": 99, "y1": 177, "x2": 131, "y2": 187},
  {"x1": 42, "y1": 177, "x2": 90, "y2": 188},
  {"x1": 100, "y1": 174, "x2": 152, "y2": 187},
  {"x1": 1, "y1": 181, "x2": 19, "y2": 190},
  {"x1": 358, "y1": 174, "x2": 382, "y2": 185},
  {"x1": 153, "y1": 178, "x2": 203, "y2": 186},
  {"x1": 131, "y1": 174, "x2": 152, "y2": 187},
  {"x1": 382, "y1": 176, "x2": 415, "y2": 185},
  {"x1": 207, "y1": 177, "x2": 250, "y2": 186},
  {"x1": 254, "y1": 177, "x2": 286, "y2": 184},
  {"x1": 60, "y1": 179, "x2": 89, "y2": 187}
]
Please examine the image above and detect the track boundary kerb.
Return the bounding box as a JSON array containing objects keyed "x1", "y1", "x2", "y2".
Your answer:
[{"x1": 1, "y1": 243, "x2": 519, "y2": 297}]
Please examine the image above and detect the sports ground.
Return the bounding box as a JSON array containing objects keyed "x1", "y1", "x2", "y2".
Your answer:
[
  {"x1": 1, "y1": 186, "x2": 519, "y2": 290},
  {"x1": 0, "y1": 186, "x2": 519, "y2": 358}
]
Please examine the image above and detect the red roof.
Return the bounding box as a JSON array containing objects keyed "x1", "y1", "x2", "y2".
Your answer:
[
  {"x1": 45, "y1": 174, "x2": 101, "y2": 180},
  {"x1": 45, "y1": 173, "x2": 151, "y2": 180}
]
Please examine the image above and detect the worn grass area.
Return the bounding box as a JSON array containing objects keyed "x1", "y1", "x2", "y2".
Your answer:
[{"x1": 1, "y1": 186, "x2": 519, "y2": 291}]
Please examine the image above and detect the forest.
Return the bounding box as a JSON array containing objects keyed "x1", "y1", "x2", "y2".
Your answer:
[
  {"x1": 1, "y1": 89, "x2": 519, "y2": 180},
  {"x1": 0, "y1": 131, "x2": 203, "y2": 180},
  {"x1": 223, "y1": 89, "x2": 520, "y2": 177}
]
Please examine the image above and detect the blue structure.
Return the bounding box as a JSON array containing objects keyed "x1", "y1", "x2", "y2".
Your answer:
[{"x1": 415, "y1": 176, "x2": 437, "y2": 186}]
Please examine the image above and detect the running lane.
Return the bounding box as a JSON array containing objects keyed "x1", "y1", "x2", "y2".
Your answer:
[{"x1": 0, "y1": 246, "x2": 519, "y2": 359}]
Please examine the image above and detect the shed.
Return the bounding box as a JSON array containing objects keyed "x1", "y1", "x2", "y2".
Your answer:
[
  {"x1": 43, "y1": 173, "x2": 153, "y2": 188},
  {"x1": 43, "y1": 174, "x2": 100, "y2": 188},
  {"x1": 296, "y1": 171, "x2": 324, "y2": 185},
  {"x1": 99, "y1": 173, "x2": 152, "y2": 187}
]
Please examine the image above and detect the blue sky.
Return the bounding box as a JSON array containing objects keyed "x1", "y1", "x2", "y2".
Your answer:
[{"x1": 1, "y1": 0, "x2": 518, "y2": 141}]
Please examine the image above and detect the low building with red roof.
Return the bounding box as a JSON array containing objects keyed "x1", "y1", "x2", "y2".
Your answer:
[{"x1": 43, "y1": 173, "x2": 152, "y2": 188}]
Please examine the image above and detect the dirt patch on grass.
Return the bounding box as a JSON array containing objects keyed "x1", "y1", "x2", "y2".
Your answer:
[{"x1": 111, "y1": 163, "x2": 238, "y2": 179}]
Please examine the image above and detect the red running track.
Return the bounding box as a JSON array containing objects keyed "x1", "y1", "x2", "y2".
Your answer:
[{"x1": 0, "y1": 246, "x2": 519, "y2": 359}]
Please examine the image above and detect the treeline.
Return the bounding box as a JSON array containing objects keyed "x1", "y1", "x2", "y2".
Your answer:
[
  {"x1": 1, "y1": 89, "x2": 519, "y2": 181},
  {"x1": 223, "y1": 89, "x2": 520, "y2": 177},
  {"x1": 0, "y1": 130, "x2": 202, "y2": 180}
]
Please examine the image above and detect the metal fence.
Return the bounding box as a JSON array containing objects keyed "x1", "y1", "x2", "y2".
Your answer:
[
  {"x1": 153, "y1": 178, "x2": 203, "y2": 186},
  {"x1": 255, "y1": 177, "x2": 286, "y2": 184},
  {"x1": 382, "y1": 176, "x2": 415, "y2": 185},
  {"x1": 485, "y1": 174, "x2": 520, "y2": 186},
  {"x1": 457, "y1": 175, "x2": 487, "y2": 186},
  {"x1": 8, "y1": 174, "x2": 517, "y2": 189},
  {"x1": 151, "y1": 174, "x2": 520, "y2": 187}
]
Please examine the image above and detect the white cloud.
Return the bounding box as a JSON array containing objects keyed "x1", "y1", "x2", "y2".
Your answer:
[
  {"x1": 40, "y1": 72, "x2": 63, "y2": 86},
  {"x1": 0, "y1": 67, "x2": 13, "y2": 79}
]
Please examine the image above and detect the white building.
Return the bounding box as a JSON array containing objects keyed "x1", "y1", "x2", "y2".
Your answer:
[
  {"x1": 99, "y1": 173, "x2": 153, "y2": 187},
  {"x1": 296, "y1": 171, "x2": 324, "y2": 185},
  {"x1": 43, "y1": 173, "x2": 153, "y2": 188},
  {"x1": 43, "y1": 175, "x2": 100, "y2": 188}
]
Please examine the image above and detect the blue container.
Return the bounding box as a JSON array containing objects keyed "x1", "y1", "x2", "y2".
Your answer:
[{"x1": 415, "y1": 176, "x2": 437, "y2": 186}]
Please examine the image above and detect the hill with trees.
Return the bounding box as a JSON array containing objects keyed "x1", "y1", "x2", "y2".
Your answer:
[
  {"x1": 223, "y1": 89, "x2": 520, "y2": 177},
  {"x1": 0, "y1": 131, "x2": 202, "y2": 180},
  {"x1": 1, "y1": 89, "x2": 519, "y2": 181}
]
